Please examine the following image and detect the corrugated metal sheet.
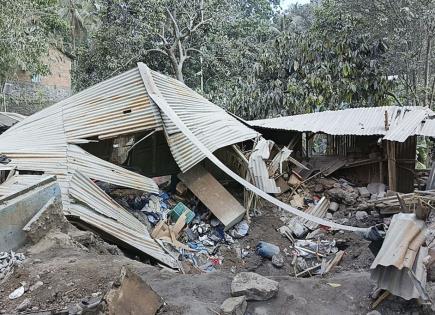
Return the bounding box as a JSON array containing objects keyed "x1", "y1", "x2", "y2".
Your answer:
[
  {"x1": 0, "y1": 63, "x2": 259, "y2": 267},
  {"x1": 371, "y1": 212, "x2": 427, "y2": 300},
  {"x1": 62, "y1": 67, "x2": 162, "y2": 142},
  {"x1": 248, "y1": 138, "x2": 280, "y2": 193},
  {"x1": 0, "y1": 174, "x2": 54, "y2": 200},
  {"x1": 249, "y1": 106, "x2": 435, "y2": 142},
  {"x1": 0, "y1": 112, "x2": 25, "y2": 129},
  {"x1": 149, "y1": 69, "x2": 258, "y2": 172},
  {"x1": 139, "y1": 62, "x2": 367, "y2": 233}
]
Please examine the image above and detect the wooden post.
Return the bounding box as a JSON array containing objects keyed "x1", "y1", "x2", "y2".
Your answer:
[
  {"x1": 379, "y1": 161, "x2": 383, "y2": 183},
  {"x1": 387, "y1": 141, "x2": 397, "y2": 191}
]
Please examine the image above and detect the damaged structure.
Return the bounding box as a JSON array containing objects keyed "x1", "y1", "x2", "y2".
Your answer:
[
  {"x1": 0, "y1": 63, "x2": 258, "y2": 268},
  {"x1": 2, "y1": 63, "x2": 435, "y2": 314},
  {"x1": 249, "y1": 106, "x2": 435, "y2": 193}
]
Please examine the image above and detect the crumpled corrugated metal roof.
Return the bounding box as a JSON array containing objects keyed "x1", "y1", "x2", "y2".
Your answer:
[
  {"x1": 149, "y1": 69, "x2": 258, "y2": 172},
  {"x1": 371, "y1": 213, "x2": 427, "y2": 300},
  {"x1": 0, "y1": 63, "x2": 258, "y2": 267},
  {"x1": 248, "y1": 138, "x2": 280, "y2": 194},
  {"x1": 249, "y1": 106, "x2": 435, "y2": 142},
  {"x1": 0, "y1": 112, "x2": 25, "y2": 129}
]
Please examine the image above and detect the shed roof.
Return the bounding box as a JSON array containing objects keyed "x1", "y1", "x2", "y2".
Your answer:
[{"x1": 249, "y1": 106, "x2": 435, "y2": 142}]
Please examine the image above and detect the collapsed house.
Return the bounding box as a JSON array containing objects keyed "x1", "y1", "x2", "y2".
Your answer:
[
  {"x1": 248, "y1": 106, "x2": 435, "y2": 193},
  {"x1": 0, "y1": 63, "x2": 259, "y2": 268}
]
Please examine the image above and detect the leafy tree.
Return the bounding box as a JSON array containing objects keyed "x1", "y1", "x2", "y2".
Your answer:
[
  {"x1": 336, "y1": 0, "x2": 435, "y2": 108},
  {"x1": 58, "y1": 0, "x2": 101, "y2": 52},
  {"x1": 72, "y1": 0, "x2": 276, "y2": 91},
  {"x1": 0, "y1": 0, "x2": 67, "y2": 85},
  {"x1": 227, "y1": 1, "x2": 395, "y2": 119}
]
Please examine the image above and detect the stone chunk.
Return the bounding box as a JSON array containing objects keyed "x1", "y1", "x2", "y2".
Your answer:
[
  {"x1": 16, "y1": 298, "x2": 31, "y2": 311},
  {"x1": 231, "y1": 272, "x2": 279, "y2": 301},
  {"x1": 355, "y1": 211, "x2": 369, "y2": 221},
  {"x1": 220, "y1": 296, "x2": 247, "y2": 315},
  {"x1": 328, "y1": 201, "x2": 339, "y2": 212},
  {"x1": 367, "y1": 183, "x2": 386, "y2": 195},
  {"x1": 357, "y1": 187, "x2": 370, "y2": 198}
]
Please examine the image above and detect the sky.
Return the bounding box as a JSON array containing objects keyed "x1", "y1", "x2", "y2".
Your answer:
[{"x1": 281, "y1": 0, "x2": 311, "y2": 9}]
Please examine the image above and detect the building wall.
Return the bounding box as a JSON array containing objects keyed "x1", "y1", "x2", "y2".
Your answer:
[{"x1": 3, "y1": 48, "x2": 72, "y2": 115}]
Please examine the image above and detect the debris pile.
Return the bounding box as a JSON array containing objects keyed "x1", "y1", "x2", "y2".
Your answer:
[{"x1": 0, "y1": 251, "x2": 25, "y2": 283}]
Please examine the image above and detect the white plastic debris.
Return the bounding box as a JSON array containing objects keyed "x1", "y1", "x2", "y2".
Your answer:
[
  {"x1": 9, "y1": 286, "x2": 25, "y2": 299},
  {"x1": 230, "y1": 220, "x2": 249, "y2": 239}
]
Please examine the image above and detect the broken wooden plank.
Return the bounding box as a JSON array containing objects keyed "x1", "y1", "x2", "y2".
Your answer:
[
  {"x1": 178, "y1": 164, "x2": 246, "y2": 230},
  {"x1": 323, "y1": 250, "x2": 345, "y2": 274}
]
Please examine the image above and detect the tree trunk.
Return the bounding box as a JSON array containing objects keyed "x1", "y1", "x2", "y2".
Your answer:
[
  {"x1": 167, "y1": 50, "x2": 184, "y2": 83},
  {"x1": 424, "y1": 34, "x2": 432, "y2": 107}
]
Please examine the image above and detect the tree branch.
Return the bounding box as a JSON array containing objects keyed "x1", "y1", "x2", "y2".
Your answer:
[
  {"x1": 385, "y1": 91, "x2": 403, "y2": 107},
  {"x1": 166, "y1": 7, "x2": 181, "y2": 37},
  {"x1": 185, "y1": 47, "x2": 203, "y2": 55},
  {"x1": 146, "y1": 48, "x2": 168, "y2": 56}
]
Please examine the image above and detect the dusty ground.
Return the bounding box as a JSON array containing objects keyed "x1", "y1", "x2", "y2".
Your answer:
[
  {"x1": 0, "y1": 178, "x2": 433, "y2": 315},
  {"x1": 1, "y1": 240, "x2": 434, "y2": 315},
  {"x1": 1, "y1": 208, "x2": 434, "y2": 315}
]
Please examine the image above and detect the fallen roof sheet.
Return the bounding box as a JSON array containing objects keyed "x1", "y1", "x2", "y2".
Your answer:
[
  {"x1": 371, "y1": 212, "x2": 427, "y2": 300},
  {"x1": 147, "y1": 69, "x2": 258, "y2": 172},
  {"x1": 0, "y1": 112, "x2": 25, "y2": 130},
  {"x1": 139, "y1": 63, "x2": 366, "y2": 233},
  {"x1": 248, "y1": 106, "x2": 435, "y2": 142},
  {"x1": 0, "y1": 63, "x2": 258, "y2": 267},
  {"x1": 248, "y1": 138, "x2": 280, "y2": 194}
]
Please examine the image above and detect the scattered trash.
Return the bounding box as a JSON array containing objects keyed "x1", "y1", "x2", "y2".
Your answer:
[
  {"x1": 9, "y1": 286, "x2": 25, "y2": 300},
  {"x1": 230, "y1": 220, "x2": 249, "y2": 239},
  {"x1": 0, "y1": 251, "x2": 25, "y2": 282},
  {"x1": 256, "y1": 241, "x2": 280, "y2": 259}
]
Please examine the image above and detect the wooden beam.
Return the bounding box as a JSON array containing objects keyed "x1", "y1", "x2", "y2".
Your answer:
[{"x1": 387, "y1": 141, "x2": 397, "y2": 191}]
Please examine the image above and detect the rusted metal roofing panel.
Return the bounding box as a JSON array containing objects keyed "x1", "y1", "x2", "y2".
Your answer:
[
  {"x1": 249, "y1": 106, "x2": 435, "y2": 142},
  {"x1": 149, "y1": 69, "x2": 258, "y2": 172}
]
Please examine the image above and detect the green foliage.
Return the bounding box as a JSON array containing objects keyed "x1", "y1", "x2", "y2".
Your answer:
[
  {"x1": 335, "y1": 0, "x2": 435, "y2": 109},
  {"x1": 72, "y1": 0, "x2": 276, "y2": 91},
  {"x1": 0, "y1": 0, "x2": 67, "y2": 84},
  {"x1": 227, "y1": 1, "x2": 395, "y2": 119}
]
